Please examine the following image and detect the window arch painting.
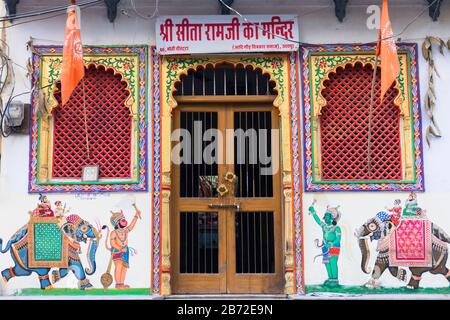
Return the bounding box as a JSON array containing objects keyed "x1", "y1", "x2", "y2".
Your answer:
[
  {"x1": 29, "y1": 46, "x2": 148, "y2": 193},
  {"x1": 300, "y1": 43, "x2": 424, "y2": 192}
]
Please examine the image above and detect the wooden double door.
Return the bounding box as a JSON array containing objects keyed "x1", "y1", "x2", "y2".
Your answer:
[{"x1": 171, "y1": 102, "x2": 283, "y2": 294}]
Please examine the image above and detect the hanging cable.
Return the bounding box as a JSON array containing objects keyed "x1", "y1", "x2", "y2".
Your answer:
[
  {"x1": 0, "y1": 0, "x2": 102, "y2": 22},
  {"x1": 129, "y1": 0, "x2": 159, "y2": 20},
  {"x1": 217, "y1": 0, "x2": 441, "y2": 45},
  {"x1": 0, "y1": 1, "x2": 101, "y2": 29}
]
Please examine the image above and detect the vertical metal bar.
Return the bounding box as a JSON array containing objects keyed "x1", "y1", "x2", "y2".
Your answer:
[
  {"x1": 181, "y1": 76, "x2": 184, "y2": 96},
  {"x1": 244, "y1": 112, "x2": 248, "y2": 197},
  {"x1": 185, "y1": 213, "x2": 188, "y2": 272},
  {"x1": 192, "y1": 72, "x2": 195, "y2": 96},
  {"x1": 206, "y1": 112, "x2": 210, "y2": 195},
  {"x1": 202, "y1": 68, "x2": 206, "y2": 96},
  {"x1": 266, "y1": 212, "x2": 270, "y2": 272},
  {"x1": 190, "y1": 213, "x2": 193, "y2": 273},
  {"x1": 263, "y1": 112, "x2": 267, "y2": 197},
  {"x1": 252, "y1": 112, "x2": 256, "y2": 197},
  {"x1": 209, "y1": 214, "x2": 212, "y2": 273},
  {"x1": 259, "y1": 112, "x2": 263, "y2": 197},
  {"x1": 253, "y1": 212, "x2": 256, "y2": 273},
  {"x1": 197, "y1": 213, "x2": 200, "y2": 273},
  {"x1": 224, "y1": 66, "x2": 227, "y2": 96},
  {"x1": 245, "y1": 68, "x2": 248, "y2": 96},
  {"x1": 238, "y1": 112, "x2": 243, "y2": 197},
  {"x1": 213, "y1": 68, "x2": 216, "y2": 96},
  {"x1": 234, "y1": 66, "x2": 237, "y2": 96},
  {"x1": 183, "y1": 112, "x2": 188, "y2": 197},
  {"x1": 202, "y1": 213, "x2": 206, "y2": 273},
  {"x1": 202, "y1": 112, "x2": 205, "y2": 196},
  {"x1": 256, "y1": 71, "x2": 259, "y2": 96},
  {"x1": 259, "y1": 212, "x2": 263, "y2": 273},
  {"x1": 191, "y1": 113, "x2": 195, "y2": 197},
  {"x1": 266, "y1": 76, "x2": 270, "y2": 95},
  {"x1": 240, "y1": 213, "x2": 244, "y2": 273},
  {"x1": 246, "y1": 213, "x2": 250, "y2": 273},
  {"x1": 268, "y1": 111, "x2": 271, "y2": 197}
]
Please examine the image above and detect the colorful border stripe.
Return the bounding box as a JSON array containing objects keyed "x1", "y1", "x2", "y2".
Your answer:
[
  {"x1": 29, "y1": 46, "x2": 148, "y2": 193},
  {"x1": 150, "y1": 49, "x2": 304, "y2": 295},
  {"x1": 300, "y1": 43, "x2": 425, "y2": 192}
]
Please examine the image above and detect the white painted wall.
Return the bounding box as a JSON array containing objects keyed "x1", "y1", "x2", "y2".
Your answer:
[{"x1": 1, "y1": 0, "x2": 449, "y2": 294}]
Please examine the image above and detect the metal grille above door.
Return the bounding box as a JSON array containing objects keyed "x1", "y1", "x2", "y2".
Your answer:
[{"x1": 173, "y1": 64, "x2": 277, "y2": 97}]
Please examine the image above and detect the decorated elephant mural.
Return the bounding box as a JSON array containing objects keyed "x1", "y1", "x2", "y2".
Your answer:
[
  {"x1": 0, "y1": 196, "x2": 101, "y2": 290},
  {"x1": 356, "y1": 193, "x2": 450, "y2": 289}
]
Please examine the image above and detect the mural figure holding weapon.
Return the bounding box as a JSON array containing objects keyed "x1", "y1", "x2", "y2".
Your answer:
[
  {"x1": 104, "y1": 203, "x2": 141, "y2": 289},
  {"x1": 309, "y1": 199, "x2": 342, "y2": 288}
]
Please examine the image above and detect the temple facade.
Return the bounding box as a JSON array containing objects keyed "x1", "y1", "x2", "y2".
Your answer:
[{"x1": 0, "y1": 0, "x2": 449, "y2": 297}]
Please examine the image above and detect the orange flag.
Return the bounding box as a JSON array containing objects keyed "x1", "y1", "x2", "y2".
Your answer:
[
  {"x1": 377, "y1": 0, "x2": 400, "y2": 100},
  {"x1": 61, "y1": 5, "x2": 84, "y2": 106}
]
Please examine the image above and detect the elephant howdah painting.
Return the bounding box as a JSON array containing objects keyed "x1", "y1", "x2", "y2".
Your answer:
[
  {"x1": 307, "y1": 193, "x2": 450, "y2": 294},
  {"x1": 0, "y1": 196, "x2": 146, "y2": 295},
  {"x1": 0, "y1": 196, "x2": 101, "y2": 290},
  {"x1": 357, "y1": 193, "x2": 450, "y2": 290}
]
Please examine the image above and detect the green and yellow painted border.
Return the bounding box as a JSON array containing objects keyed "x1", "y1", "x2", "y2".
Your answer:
[
  {"x1": 29, "y1": 46, "x2": 148, "y2": 193},
  {"x1": 300, "y1": 43, "x2": 424, "y2": 192}
]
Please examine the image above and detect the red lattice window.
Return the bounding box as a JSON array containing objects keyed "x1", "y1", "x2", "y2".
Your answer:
[
  {"x1": 319, "y1": 62, "x2": 402, "y2": 181},
  {"x1": 52, "y1": 65, "x2": 132, "y2": 179}
]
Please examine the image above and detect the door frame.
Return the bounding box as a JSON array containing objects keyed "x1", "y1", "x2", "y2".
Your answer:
[
  {"x1": 170, "y1": 104, "x2": 284, "y2": 294},
  {"x1": 150, "y1": 49, "x2": 304, "y2": 295}
]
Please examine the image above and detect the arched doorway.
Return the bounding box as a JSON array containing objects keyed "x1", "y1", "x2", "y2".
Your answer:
[
  {"x1": 152, "y1": 52, "x2": 301, "y2": 296},
  {"x1": 170, "y1": 64, "x2": 284, "y2": 293}
]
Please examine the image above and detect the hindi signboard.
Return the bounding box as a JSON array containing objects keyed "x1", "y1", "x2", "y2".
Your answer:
[{"x1": 156, "y1": 15, "x2": 299, "y2": 55}]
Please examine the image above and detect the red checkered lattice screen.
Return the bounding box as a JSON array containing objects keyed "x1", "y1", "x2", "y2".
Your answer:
[
  {"x1": 52, "y1": 65, "x2": 132, "y2": 179},
  {"x1": 320, "y1": 63, "x2": 402, "y2": 181}
]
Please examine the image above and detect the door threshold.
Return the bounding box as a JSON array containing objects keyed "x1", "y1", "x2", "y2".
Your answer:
[{"x1": 165, "y1": 294, "x2": 288, "y2": 300}]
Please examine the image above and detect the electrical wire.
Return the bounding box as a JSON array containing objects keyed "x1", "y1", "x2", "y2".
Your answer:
[
  {"x1": 218, "y1": 0, "x2": 441, "y2": 46},
  {"x1": 0, "y1": 0, "x2": 103, "y2": 22},
  {"x1": 0, "y1": 1, "x2": 102, "y2": 29},
  {"x1": 129, "y1": 0, "x2": 159, "y2": 20},
  {"x1": 0, "y1": 52, "x2": 15, "y2": 138}
]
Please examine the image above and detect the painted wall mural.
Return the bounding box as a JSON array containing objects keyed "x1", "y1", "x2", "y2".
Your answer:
[
  {"x1": 0, "y1": 195, "x2": 149, "y2": 296},
  {"x1": 356, "y1": 192, "x2": 450, "y2": 290},
  {"x1": 308, "y1": 202, "x2": 342, "y2": 288},
  {"x1": 307, "y1": 193, "x2": 450, "y2": 294},
  {"x1": 102, "y1": 204, "x2": 142, "y2": 289},
  {"x1": 0, "y1": 196, "x2": 101, "y2": 290}
]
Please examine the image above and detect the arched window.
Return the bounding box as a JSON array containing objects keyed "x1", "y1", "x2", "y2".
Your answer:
[
  {"x1": 319, "y1": 62, "x2": 402, "y2": 181},
  {"x1": 52, "y1": 65, "x2": 132, "y2": 179}
]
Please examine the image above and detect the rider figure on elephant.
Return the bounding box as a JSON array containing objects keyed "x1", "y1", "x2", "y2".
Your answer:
[{"x1": 31, "y1": 194, "x2": 55, "y2": 218}]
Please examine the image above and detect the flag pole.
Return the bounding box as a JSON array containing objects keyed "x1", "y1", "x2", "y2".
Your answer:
[
  {"x1": 71, "y1": 0, "x2": 89, "y2": 162},
  {"x1": 367, "y1": 40, "x2": 380, "y2": 178},
  {"x1": 82, "y1": 78, "x2": 90, "y2": 161}
]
